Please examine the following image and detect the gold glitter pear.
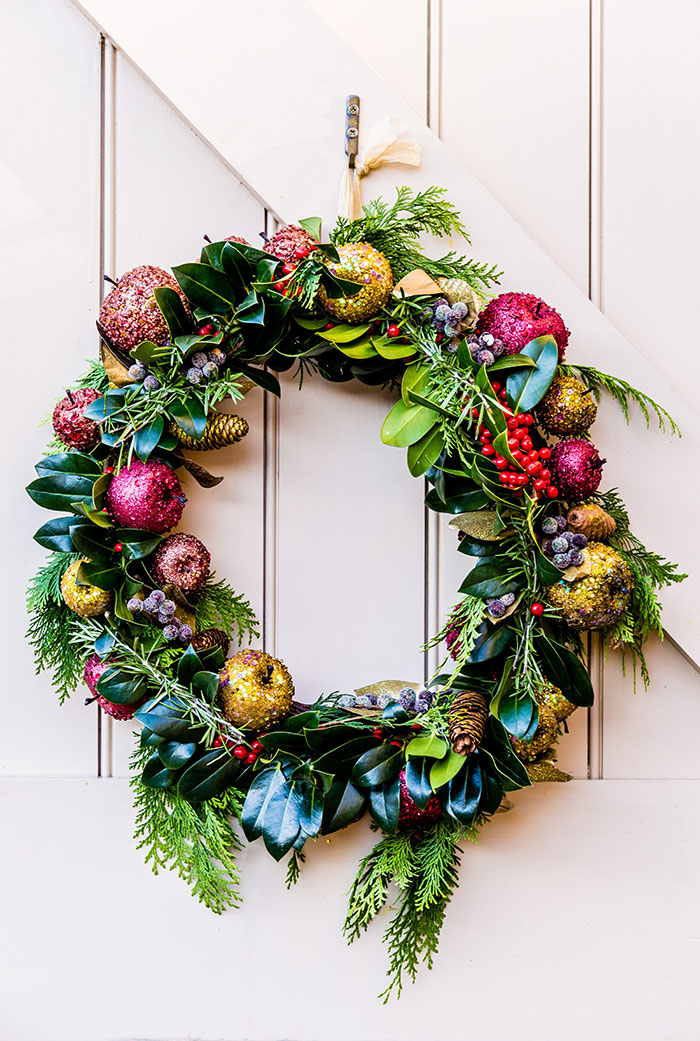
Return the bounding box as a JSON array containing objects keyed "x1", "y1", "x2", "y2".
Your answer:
[
  {"x1": 217, "y1": 650, "x2": 294, "y2": 731},
  {"x1": 511, "y1": 703, "x2": 560, "y2": 762},
  {"x1": 60, "y1": 559, "x2": 113, "y2": 617},
  {"x1": 536, "y1": 373, "x2": 598, "y2": 436},
  {"x1": 546, "y1": 542, "x2": 633, "y2": 631},
  {"x1": 536, "y1": 681, "x2": 576, "y2": 724},
  {"x1": 566, "y1": 502, "x2": 617, "y2": 541},
  {"x1": 317, "y1": 243, "x2": 393, "y2": 323}
]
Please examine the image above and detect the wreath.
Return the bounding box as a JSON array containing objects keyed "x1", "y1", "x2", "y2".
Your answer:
[{"x1": 26, "y1": 187, "x2": 684, "y2": 1000}]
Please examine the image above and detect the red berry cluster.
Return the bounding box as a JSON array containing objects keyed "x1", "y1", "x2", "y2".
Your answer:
[
  {"x1": 198, "y1": 322, "x2": 217, "y2": 336},
  {"x1": 272, "y1": 245, "x2": 317, "y2": 293},
  {"x1": 476, "y1": 381, "x2": 558, "y2": 500},
  {"x1": 212, "y1": 736, "x2": 263, "y2": 766}
]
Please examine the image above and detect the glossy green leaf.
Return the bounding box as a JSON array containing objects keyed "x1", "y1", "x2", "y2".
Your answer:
[
  {"x1": 34, "y1": 453, "x2": 102, "y2": 479},
  {"x1": 177, "y1": 747, "x2": 242, "y2": 802},
  {"x1": 142, "y1": 753, "x2": 177, "y2": 790},
  {"x1": 154, "y1": 286, "x2": 192, "y2": 338},
  {"x1": 537, "y1": 638, "x2": 594, "y2": 707},
  {"x1": 27, "y1": 474, "x2": 95, "y2": 513},
  {"x1": 158, "y1": 739, "x2": 197, "y2": 770},
  {"x1": 169, "y1": 397, "x2": 207, "y2": 439},
  {"x1": 401, "y1": 363, "x2": 432, "y2": 406},
  {"x1": 77, "y1": 560, "x2": 123, "y2": 590},
  {"x1": 234, "y1": 365, "x2": 281, "y2": 397},
  {"x1": 33, "y1": 515, "x2": 88, "y2": 552},
  {"x1": 368, "y1": 777, "x2": 401, "y2": 834},
  {"x1": 425, "y1": 487, "x2": 489, "y2": 514},
  {"x1": 172, "y1": 262, "x2": 237, "y2": 314},
  {"x1": 405, "y1": 390, "x2": 453, "y2": 417},
  {"x1": 406, "y1": 734, "x2": 448, "y2": 759},
  {"x1": 134, "y1": 415, "x2": 164, "y2": 461},
  {"x1": 300, "y1": 785, "x2": 324, "y2": 838},
  {"x1": 404, "y1": 757, "x2": 434, "y2": 809},
  {"x1": 71, "y1": 525, "x2": 113, "y2": 562},
  {"x1": 237, "y1": 289, "x2": 265, "y2": 326},
  {"x1": 430, "y1": 750, "x2": 468, "y2": 791},
  {"x1": 488, "y1": 353, "x2": 538, "y2": 373},
  {"x1": 407, "y1": 426, "x2": 445, "y2": 477},
  {"x1": 334, "y1": 339, "x2": 378, "y2": 360},
  {"x1": 191, "y1": 670, "x2": 218, "y2": 703},
  {"x1": 457, "y1": 534, "x2": 500, "y2": 558},
  {"x1": 140, "y1": 727, "x2": 165, "y2": 749},
  {"x1": 459, "y1": 559, "x2": 522, "y2": 599},
  {"x1": 374, "y1": 337, "x2": 416, "y2": 361},
  {"x1": 317, "y1": 323, "x2": 371, "y2": 343},
  {"x1": 298, "y1": 216, "x2": 322, "y2": 241},
  {"x1": 468, "y1": 623, "x2": 515, "y2": 663},
  {"x1": 495, "y1": 686, "x2": 538, "y2": 739},
  {"x1": 177, "y1": 645, "x2": 204, "y2": 686},
  {"x1": 322, "y1": 777, "x2": 366, "y2": 833},
  {"x1": 113, "y1": 528, "x2": 162, "y2": 562},
  {"x1": 96, "y1": 666, "x2": 147, "y2": 705},
  {"x1": 505, "y1": 335, "x2": 558, "y2": 412},
  {"x1": 479, "y1": 721, "x2": 531, "y2": 791},
  {"x1": 351, "y1": 744, "x2": 404, "y2": 788},
  {"x1": 135, "y1": 696, "x2": 201, "y2": 742},
  {"x1": 380, "y1": 398, "x2": 438, "y2": 448},
  {"x1": 381, "y1": 703, "x2": 410, "y2": 723},
  {"x1": 440, "y1": 759, "x2": 482, "y2": 825}
]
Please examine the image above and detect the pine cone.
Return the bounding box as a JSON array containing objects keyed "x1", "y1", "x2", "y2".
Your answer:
[
  {"x1": 172, "y1": 412, "x2": 249, "y2": 451},
  {"x1": 566, "y1": 502, "x2": 616, "y2": 541},
  {"x1": 447, "y1": 691, "x2": 489, "y2": 755},
  {"x1": 190, "y1": 627, "x2": 230, "y2": 656}
]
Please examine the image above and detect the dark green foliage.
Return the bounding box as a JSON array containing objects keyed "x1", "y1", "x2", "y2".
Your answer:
[
  {"x1": 193, "y1": 574, "x2": 260, "y2": 645},
  {"x1": 562, "y1": 363, "x2": 680, "y2": 435},
  {"x1": 26, "y1": 553, "x2": 85, "y2": 703}
]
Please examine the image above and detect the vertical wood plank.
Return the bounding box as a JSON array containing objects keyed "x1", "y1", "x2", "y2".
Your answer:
[
  {"x1": 0, "y1": 0, "x2": 101, "y2": 775},
  {"x1": 108, "y1": 54, "x2": 267, "y2": 774}
]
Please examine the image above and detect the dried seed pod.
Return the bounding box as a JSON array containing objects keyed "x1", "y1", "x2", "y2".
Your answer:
[
  {"x1": 172, "y1": 412, "x2": 249, "y2": 451},
  {"x1": 566, "y1": 502, "x2": 617, "y2": 541},
  {"x1": 447, "y1": 690, "x2": 489, "y2": 755}
]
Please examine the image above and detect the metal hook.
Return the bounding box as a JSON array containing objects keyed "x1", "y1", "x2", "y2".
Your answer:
[{"x1": 345, "y1": 95, "x2": 360, "y2": 169}]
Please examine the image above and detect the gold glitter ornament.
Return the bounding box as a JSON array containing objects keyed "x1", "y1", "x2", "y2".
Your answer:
[
  {"x1": 546, "y1": 542, "x2": 633, "y2": 631},
  {"x1": 217, "y1": 650, "x2": 294, "y2": 730},
  {"x1": 511, "y1": 703, "x2": 559, "y2": 762},
  {"x1": 536, "y1": 681, "x2": 576, "y2": 724},
  {"x1": 60, "y1": 559, "x2": 113, "y2": 617},
  {"x1": 317, "y1": 243, "x2": 393, "y2": 323},
  {"x1": 536, "y1": 373, "x2": 597, "y2": 436},
  {"x1": 436, "y1": 277, "x2": 484, "y2": 327}
]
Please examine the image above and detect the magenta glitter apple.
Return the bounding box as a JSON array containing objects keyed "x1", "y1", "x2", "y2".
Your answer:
[
  {"x1": 476, "y1": 291, "x2": 570, "y2": 360},
  {"x1": 152, "y1": 532, "x2": 211, "y2": 592},
  {"x1": 52, "y1": 388, "x2": 101, "y2": 451},
  {"x1": 106, "y1": 459, "x2": 186, "y2": 533},
  {"x1": 83, "y1": 654, "x2": 141, "y2": 721},
  {"x1": 549, "y1": 438, "x2": 605, "y2": 502},
  {"x1": 98, "y1": 264, "x2": 191, "y2": 354},
  {"x1": 398, "y1": 768, "x2": 443, "y2": 830}
]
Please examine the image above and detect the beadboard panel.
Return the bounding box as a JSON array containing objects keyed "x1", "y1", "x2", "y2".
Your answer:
[{"x1": 0, "y1": 0, "x2": 101, "y2": 775}]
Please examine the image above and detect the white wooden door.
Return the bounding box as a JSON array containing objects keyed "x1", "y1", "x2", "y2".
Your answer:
[{"x1": 2, "y1": 1, "x2": 700, "y2": 1039}]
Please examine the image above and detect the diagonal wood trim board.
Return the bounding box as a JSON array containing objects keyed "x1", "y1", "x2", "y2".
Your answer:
[{"x1": 72, "y1": 0, "x2": 698, "y2": 663}]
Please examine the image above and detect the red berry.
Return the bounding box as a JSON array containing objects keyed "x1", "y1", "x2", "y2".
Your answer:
[
  {"x1": 213, "y1": 736, "x2": 223, "y2": 748},
  {"x1": 411, "y1": 723, "x2": 422, "y2": 731},
  {"x1": 471, "y1": 407, "x2": 479, "y2": 418},
  {"x1": 294, "y1": 246, "x2": 309, "y2": 259},
  {"x1": 531, "y1": 602, "x2": 544, "y2": 616},
  {"x1": 534, "y1": 478, "x2": 547, "y2": 491},
  {"x1": 482, "y1": 445, "x2": 495, "y2": 457},
  {"x1": 547, "y1": 486, "x2": 559, "y2": 499},
  {"x1": 520, "y1": 436, "x2": 533, "y2": 451},
  {"x1": 526, "y1": 461, "x2": 541, "y2": 476},
  {"x1": 516, "y1": 473, "x2": 529, "y2": 486},
  {"x1": 387, "y1": 324, "x2": 400, "y2": 338},
  {"x1": 282, "y1": 263, "x2": 296, "y2": 275},
  {"x1": 198, "y1": 323, "x2": 215, "y2": 335},
  {"x1": 507, "y1": 437, "x2": 519, "y2": 450},
  {"x1": 492, "y1": 381, "x2": 502, "y2": 392},
  {"x1": 539, "y1": 447, "x2": 551, "y2": 460},
  {"x1": 540, "y1": 468, "x2": 551, "y2": 482},
  {"x1": 523, "y1": 414, "x2": 534, "y2": 425},
  {"x1": 494, "y1": 456, "x2": 508, "y2": 470},
  {"x1": 104, "y1": 466, "x2": 114, "y2": 474},
  {"x1": 273, "y1": 281, "x2": 285, "y2": 292},
  {"x1": 389, "y1": 739, "x2": 403, "y2": 747},
  {"x1": 233, "y1": 745, "x2": 248, "y2": 760},
  {"x1": 513, "y1": 428, "x2": 527, "y2": 441},
  {"x1": 324, "y1": 323, "x2": 335, "y2": 330},
  {"x1": 251, "y1": 740, "x2": 263, "y2": 753},
  {"x1": 246, "y1": 752, "x2": 257, "y2": 764},
  {"x1": 507, "y1": 417, "x2": 518, "y2": 430},
  {"x1": 372, "y1": 727, "x2": 383, "y2": 739},
  {"x1": 113, "y1": 542, "x2": 123, "y2": 553},
  {"x1": 528, "y1": 450, "x2": 540, "y2": 460},
  {"x1": 512, "y1": 450, "x2": 525, "y2": 463},
  {"x1": 499, "y1": 473, "x2": 510, "y2": 484},
  {"x1": 436, "y1": 333, "x2": 444, "y2": 344}
]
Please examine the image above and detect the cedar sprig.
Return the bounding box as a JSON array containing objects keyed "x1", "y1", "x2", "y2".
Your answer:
[
  {"x1": 75, "y1": 358, "x2": 110, "y2": 394},
  {"x1": 285, "y1": 849, "x2": 305, "y2": 888},
  {"x1": 561, "y1": 364, "x2": 680, "y2": 436},
  {"x1": 332, "y1": 186, "x2": 501, "y2": 291},
  {"x1": 193, "y1": 574, "x2": 260, "y2": 646},
  {"x1": 130, "y1": 745, "x2": 245, "y2": 914},
  {"x1": 424, "y1": 594, "x2": 488, "y2": 684},
  {"x1": 26, "y1": 553, "x2": 85, "y2": 703}
]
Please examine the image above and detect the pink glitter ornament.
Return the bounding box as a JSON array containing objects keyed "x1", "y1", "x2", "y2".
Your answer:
[
  {"x1": 52, "y1": 388, "x2": 101, "y2": 451},
  {"x1": 476, "y1": 292, "x2": 569, "y2": 360},
  {"x1": 398, "y1": 768, "x2": 443, "y2": 830},
  {"x1": 264, "y1": 225, "x2": 316, "y2": 263},
  {"x1": 83, "y1": 654, "x2": 142, "y2": 721},
  {"x1": 152, "y1": 533, "x2": 211, "y2": 592},
  {"x1": 549, "y1": 438, "x2": 604, "y2": 502},
  {"x1": 98, "y1": 265, "x2": 191, "y2": 354},
  {"x1": 106, "y1": 459, "x2": 186, "y2": 533}
]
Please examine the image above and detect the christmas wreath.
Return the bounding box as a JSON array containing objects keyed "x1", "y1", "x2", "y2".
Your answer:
[{"x1": 27, "y1": 187, "x2": 684, "y2": 1000}]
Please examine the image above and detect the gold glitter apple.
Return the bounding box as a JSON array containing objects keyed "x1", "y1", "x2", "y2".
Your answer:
[{"x1": 217, "y1": 650, "x2": 294, "y2": 731}]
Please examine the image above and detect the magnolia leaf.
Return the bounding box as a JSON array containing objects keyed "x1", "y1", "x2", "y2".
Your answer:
[
  {"x1": 448, "y1": 510, "x2": 502, "y2": 540},
  {"x1": 100, "y1": 342, "x2": 133, "y2": 387},
  {"x1": 380, "y1": 399, "x2": 438, "y2": 448},
  {"x1": 393, "y1": 269, "x2": 443, "y2": 296}
]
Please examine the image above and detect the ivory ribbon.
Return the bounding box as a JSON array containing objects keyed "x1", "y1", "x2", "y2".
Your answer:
[{"x1": 338, "y1": 117, "x2": 421, "y2": 220}]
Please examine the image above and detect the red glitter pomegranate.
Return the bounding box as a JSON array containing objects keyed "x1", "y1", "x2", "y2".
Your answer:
[
  {"x1": 83, "y1": 654, "x2": 142, "y2": 721},
  {"x1": 106, "y1": 459, "x2": 186, "y2": 534},
  {"x1": 98, "y1": 265, "x2": 191, "y2": 354},
  {"x1": 476, "y1": 291, "x2": 569, "y2": 361},
  {"x1": 52, "y1": 388, "x2": 101, "y2": 451},
  {"x1": 398, "y1": 768, "x2": 443, "y2": 830}
]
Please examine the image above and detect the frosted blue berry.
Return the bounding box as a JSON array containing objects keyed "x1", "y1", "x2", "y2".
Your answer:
[
  {"x1": 398, "y1": 687, "x2": 416, "y2": 711},
  {"x1": 553, "y1": 553, "x2": 569, "y2": 568},
  {"x1": 551, "y1": 536, "x2": 569, "y2": 554},
  {"x1": 357, "y1": 694, "x2": 377, "y2": 709},
  {"x1": 142, "y1": 596, "x2": 158, "y2": 613},
  {"x1": 571, "y1": 533, "x2": 588, "y2": 548},
  {"x1": 480, "y1": 332, "x2": 495, "y2": 347},
  {"x1": 159, "y1": 600, "x2": 176, "y2": 616},
  {"x1": 208, "y1": 349, "x2": 226, "y2": 366},
  {"x1": 501, "y1": 592, "x2": 516, "y2": 607},
  {"x1": 541, "y1": 517, "x2": 559, "y2": 535},
  {"x1": 444, "y1": 322, "x2": 461, "y2": 337},
  {"x1": 127, "y1": 597, "x2": 143, "y2": 613},
  {"x1": 201, "y1": 362, "x2": 218, "y2": 379},
  {"x1": 476, "y1": 349, "x2": 495, "y2": 366},
  {"x1": 178, "y1": 625, "x2": 193, "y2": 642},
  {"x1": 491, "y1": 337, "x2": 506, "y2": 358},
  {"x1": 128, "y1": 363, "x2": 147, "y2": 382},
  {"x1": 451, "y1": 301, "x2": 468, "y2": 319},
  {"x1": 556, "y1": 516, "x2": 568, "y2": 533},
  {"x1": 488, "y1": 599, "x2": 506, "y2": 617},
  {"x1": 567, "y1": 550, "x2": 584, "y2": 566},
  {"x1": 377, "y1": 693, "x2": 394, "y2": 709},
  {"x1": 338, "y1": 693, "x2": 356, "y2": 708},
  {"x1": 150, "y1": 590, "x2": 166, "y2": 605},
  {"x1": 143, "y1": 375, "x2": 160, "y2": 392},
  {"x1": 191, "y1": 352, "x2": 208, "y2": 369},
  {"x1": 186, "y1": 368, "x2": 202, "y2": 384},
  {"x1": 435, "y1": 304, "x2": 451, "y2": 321},
  {"x1": 445, "y1": 339, "x2": 460, "y2": 354},
  {"x1": 542, "y1": 539, "x2": 554, "y2": 557},
  {"x1": 163, "y1": 624, "x2": 180, "y2": 641}
]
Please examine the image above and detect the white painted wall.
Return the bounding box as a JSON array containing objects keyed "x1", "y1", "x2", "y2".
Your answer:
[{"x1": 2, "y1": 1, "x2": 700, "y2": 1039}]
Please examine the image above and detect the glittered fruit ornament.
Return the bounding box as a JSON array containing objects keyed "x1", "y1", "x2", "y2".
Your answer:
[
  {"x1": 52, "y1": 388, "x2": 101, "y2": 450},
  {"x1": 549, "y1": 438, "x2": 604, "y2": 503},
  {"x1": 537, "y1": 373, "x2": 597, "y2": 436},
  {"x1": 61, "y1": 559, "x2": 113, "y2": 617},
  {"x1": 224, "y1": 235, "x2": 250, "y2": 245},
  {"x1": 170, "y1": 412, "x2": 248, "y2": 451},
  {"x1": 217, "y1": 650, "x2": 294, "y2": 730},
  {"x1": 264, "y1": 225, "x2": 316, "y2": 263},
  {"x1": 536, "y1": 681, "x2": 576, "y2": 724},
  {"x1": 152, "y1": 533, "x2": 210, "y2": 592},
  {"x1": 511, "y1": 703, "x2": 559, "y2": 762},
  {"x1": 106, "y1": 459, "x2": 186, "y2": 533},
  {"x1": 546, "y1": 542, "x2": 633, "y2": 631},
  {"x1": 435, "y1": 277, "x2": 484, "y2": 326},
  {"x1": 398, "y1": 768, "x2": 443, "y2": 831},
  {"x1": 191, "y1": 628, "x2": 230, "y2": 656},
  {"x1": 317, "y1": 243, "x2": 393, "y2": 323},
  {"x1": 83, "y1": 654, "x2": 142, "y2": 720},
  {"x1": 98, "y1": 265, "x2": 191, "y2": 354},
  {"x1": 566, "y1": 502, "x2": 617, "y2": 541},
  {"x1": 475, "y1": 291, "x2": 569, "y2": 360}
]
